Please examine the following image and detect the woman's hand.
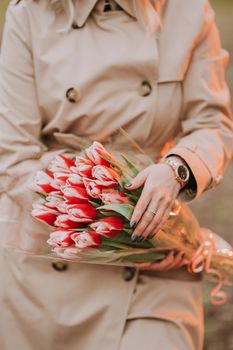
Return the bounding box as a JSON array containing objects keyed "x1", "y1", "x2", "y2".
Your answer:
[
  {"x1": 135, "y1": 251, "x2": 189, "y2": 272},
  {"x1": 125, "y1": 163, "x2": 181, "y2": 241}
]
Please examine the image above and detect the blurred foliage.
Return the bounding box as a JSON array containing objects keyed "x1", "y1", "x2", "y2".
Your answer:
[
  {"x1": 0, "y1": 0, "x2": 9, "y2": 36},
  {"x1": 192, "y1": 1, "x2": 233, "y2": 349},
  {"x1": 0, "y1": 0, "x2": 233, "y2": 349}
]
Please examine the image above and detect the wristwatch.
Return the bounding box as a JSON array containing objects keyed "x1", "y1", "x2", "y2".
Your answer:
[{"x1": 163, "y1": 156, "x2": 190, "y2": 188}]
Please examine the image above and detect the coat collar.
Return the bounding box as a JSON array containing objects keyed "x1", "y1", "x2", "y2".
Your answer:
[{"x1": 75, "y1": 0, "x2": 138, "y2": 27}]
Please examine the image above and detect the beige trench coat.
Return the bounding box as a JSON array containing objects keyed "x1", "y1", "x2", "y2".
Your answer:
[{"x1": 0, "y1": 0, "x2": 232, "y2": 349}]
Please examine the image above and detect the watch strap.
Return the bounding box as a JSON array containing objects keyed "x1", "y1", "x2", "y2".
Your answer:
[{"x1": 162, "y1": 157, "x2": 190, "y2": 188}]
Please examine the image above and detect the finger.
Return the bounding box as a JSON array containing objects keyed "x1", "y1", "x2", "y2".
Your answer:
[
  {"x1": 130, "y1": 187, "x2": 152, "y2": 228},
  {"x1": 168, "y1": 251, "x2": 185, "y2": 269},
  {"x1": 146, "y1": 193, "x2": 163, "y2": 218},
  {"x1": 131, "y1": 208, "x2": 155, "y2": 239},
  {"x1": 136, "y1": 252, "x2": 174, "y2": 271},
  {"x1": 149, "y1": 190, "x2": 177, "y2": 238},
  {"x1": 142, "y1": 198, "x2": 171, "y2": 239},
  {"x1": 161, "y1": 251, "x2": 188, "y2": 271},
  {"x1": 132, "y1": 195, "x2": 161, "y2": 238},
  {"x1": 124, "y1": 168, "x2": 148, "y2": 190},
  {"x1": 172, "y1": 252, "x2": 189, "y2": 269},
  {"x1": 131, "y1": 189, "x2": 165, "y2": 238},
  {"x1": 134, "y1": 262, "x2": 152, "y2": 269},
  {"x1": 152, "y1": 200, "x2": 174, "y2": 237},
  {"x1": 135, "y1": 251, "x2": 188, "y2": 272},
  {"x1": 142, "y1": 194, "x2": 173, "y2": 239},
  {"x1": 150, "y1": 251, "x2": 187, "y2": 272},
  {"x1": 146, "y1": 251, "x2": 176, "y2": 271}
]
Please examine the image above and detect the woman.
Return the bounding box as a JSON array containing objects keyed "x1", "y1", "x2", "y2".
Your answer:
[{"x1": 0, "y1": 0, "x2": 232, "y2": 349}]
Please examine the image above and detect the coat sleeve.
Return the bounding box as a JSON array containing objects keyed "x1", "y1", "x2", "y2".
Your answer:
[
  {"x1": 0, "y1": 3, "x2": 57, "y2": 196},
  {"x1": 0, "y1": 3, "x2": 53, "y2": 247},
  {"x1": 164, "y1": 1, "x2": 233, "y2": 201}
]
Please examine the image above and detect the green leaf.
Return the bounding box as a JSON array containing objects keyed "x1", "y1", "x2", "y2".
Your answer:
[
  {"x1": 125, "y1": 193, "x2": 139, "y2": 204},
  {"x1": 103, "y1": 232, "x2": 154, "y2": 249},
  {"x1": 117, "y1": 178, "x2": 127, "y2": 190},
  {"x1": 36, "y1": 192, "x2": 47, "y2": 200},
  {"x1": 121, "y1": 252, "x2": 165, "y2": 263},
  {"x1": 122, "y1": 228, "x2": 133, "y2": 234},
  {"x1": 120, "y1": 154, "x2": 140, "y2": 177},
  {"x1": 88, "y1": 200, "x2": 101, "y2": 208},
  {"x1": 99, "y1": 154, "x2": 133, "y2": 180},
  {"x1": 48, "y1": 194, "x2": 63, "y2": 200},
  {"x1": 99, "y1": 154, "x2": 123, "y2": 171},
  {"x1": 101, "y1": 242, "x2": 129, "y2": 249},
  {"x1": 97, "y1": 203, "x2": 134, "y2": 221},
  {"x1": 99, "y1": 210, "x2": 124, "y2": 217},
  {"x1": 72, "y1": 228, "x2": 90, "y2": 232}
]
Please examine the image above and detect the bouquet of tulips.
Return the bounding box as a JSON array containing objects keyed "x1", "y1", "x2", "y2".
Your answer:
[
  {"x1": 31, "y1": 141, "x2": 166, "y2": 262},
  {"x1": 30, "y1": 141, "x2": 233, "y2": 304}
]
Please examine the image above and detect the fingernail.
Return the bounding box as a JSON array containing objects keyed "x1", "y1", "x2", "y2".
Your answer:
[
  {"x1": 130, "y1": 221, "x2": 137, "y2": 229},
  {"x1": 137, "y1": 236, "x2": 144, "y2": 242},
  {"x1": 125, "y1": 182, "x2": 132, "y2": 187},
  {"x1": 131, "y1": 235, "x2": 141, "y2": 242}
]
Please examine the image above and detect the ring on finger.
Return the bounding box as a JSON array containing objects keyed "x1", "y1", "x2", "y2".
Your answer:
[{"x1": 146, "y1": 209, "x2": 157, "y2": 216}]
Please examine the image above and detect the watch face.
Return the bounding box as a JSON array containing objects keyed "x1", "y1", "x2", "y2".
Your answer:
[{"x1": 178, "y1": 165, "x2": 188, "y2": 181}]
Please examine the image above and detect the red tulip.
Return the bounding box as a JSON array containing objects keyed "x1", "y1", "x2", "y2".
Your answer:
[
  {"x1": 55, "y1": 215, "x2": 85, "y2": 229},
  {"x1": 72, "y1": 156, "x2": 93, "y2": 177},
  {"x1": 50, "y1": 179, "x2": 66, "y2": 191},
  {"x1": 32, "y1": 203, "x2": 58, "y2": 226},
  {"x1": 71, "y1": 230, "x2": 102, "y2": 249},
  {"x1": 100, "y1": 190, "x2": 129, "y2": 204},
  {"x1": 53, "y1": 171, "x2": 70, "y2": 182},
  {"x1": 56, "y1": 201, "x2": 69, "y2": 214},
  {"x1": 90, "y1": 216, "x2": 124, "y2": 238},
  {"x1": 67, "y1": 173, "x2": 84, "y2": 186},
  {"x1": 67, "y1": 203, "x2": 97, "y2": 223},
  {"x1": 83, "y1": 178, "x2": 103, "y2": 199},
  {"x1": 50, "y1": 172, "x2": 69, "y2": 190},
  {"x1": 31, "y1": 170, "x2": 57, "y2": 194},
  {"x1": 61, "y1": 185, "x2": 90, "y2": 204},
  {"x1": 47, "y1": 229, "x2": 75, "y2": 248},
  {"x1": 92, "y1": 165, "x2": 120, "y2": 187},
  {"x1": 44, "y1": 191, "x2": 63, "y2": 210},
  {"x1": 85, "y1": 141, "x2": 114, "y2": 166},
  {"x1": 48, "y1": 154, "x2": 75, "y2": 173}
]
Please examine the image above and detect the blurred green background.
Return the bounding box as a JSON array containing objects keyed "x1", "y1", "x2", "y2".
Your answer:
[
  {"x1": 0, "y1": 0, "x2": 233, "y2": 349},
  {"x1": 189, "y1": 1, "x2": 233, "y2": 349},
  {"x1": 0, "y1": 0, "x2": 8, "y2": 35}
]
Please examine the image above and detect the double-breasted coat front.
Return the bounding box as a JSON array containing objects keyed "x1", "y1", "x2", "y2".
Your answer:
[{"x1": 0, "y1": 0, "x2": 232, "y2": 349}]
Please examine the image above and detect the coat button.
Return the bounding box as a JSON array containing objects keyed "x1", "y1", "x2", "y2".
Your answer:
[
  {"x1": 66, "y1": 87, "x2": 81, "y2": 103},
  {"x1": 138, "y1": 81, "x2": 152, "y2": 97},
  {"x1": 123, "y1": 267, "x2": 136, "y2": 282},
  {"x1": 52, "y1": 262, "x2": 68, "y2": 272}
]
